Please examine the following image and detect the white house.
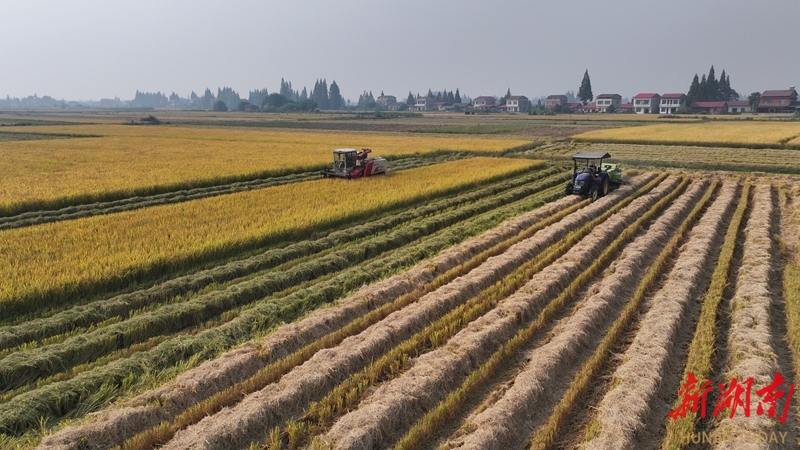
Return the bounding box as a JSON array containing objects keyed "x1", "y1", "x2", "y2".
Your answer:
[
  {"x1": 505, "y1": 95, "x2": 530, "y2": 112},
  {"x1": 633, "y1": 93, "x2": 661, "y2": 114},
  {"x1": 414, "y1": 96, "x2": 433, "y2": 111},
  {"x1": 595, "y1": 94, "x2": 621, "y2": 112},
  {"x1": 727, "y1": 101, "x2": 751, "y2": 113},
  {"x1": 659, "y1": 93, "x2": 686, "y2": 114}
]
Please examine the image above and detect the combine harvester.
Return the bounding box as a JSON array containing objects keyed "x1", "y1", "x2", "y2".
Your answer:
[
  {"x1": 321, "y1": 148, "x2": 388, "y2": 179},
  {"x1": 565, "y1": 151, "x2": 623, "y2": 201}
]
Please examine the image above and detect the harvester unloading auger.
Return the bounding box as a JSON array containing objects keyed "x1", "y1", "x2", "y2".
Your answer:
[
  {"x1": 565, "y1": 152, "x2": 624, "y2": 201},
  {"x1": 321, "y1": 148, "x2": 388, "y2": 179}
]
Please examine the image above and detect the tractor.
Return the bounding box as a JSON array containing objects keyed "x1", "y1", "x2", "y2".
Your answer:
[
  {"x1": 564, "y1": 151, "x2": 623, "y2": 201},
  {"x1": 321, "y1": 148, "x2": 388, "y2": 179}
]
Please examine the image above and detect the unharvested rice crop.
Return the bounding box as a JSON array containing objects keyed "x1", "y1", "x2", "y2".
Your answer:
[
  {"x1": 574, "y1": 121, "x2": 800, "y2": 148},
  {"x1": 0, "y1": 157, "x2": 540, "y2": 318},
  {"x1": 0, "y1": 126, "x2": 531, "y2": 215}
]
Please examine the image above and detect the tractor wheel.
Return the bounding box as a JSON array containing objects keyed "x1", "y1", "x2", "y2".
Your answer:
[
  {"x1": 602, "y1": 179, "x2": 609, "y2": 196},
  {"x1": 589, "y1": 186, "x2": 599, "y2": 202}
]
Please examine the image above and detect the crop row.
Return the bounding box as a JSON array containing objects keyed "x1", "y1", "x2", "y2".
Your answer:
[
  {"x1": 662, "y1": 182, "x2": 750, "y2": 448},
  {"x1": 708, "y1": 184, "x2": 781, "y2": 445},
  {"x1": 0, "y1": 157, "x2": 541, "y2": 321},
  {"x1": 0, "y1": 168, "x2": 565, "y2": 392},
  {"x1": 316, "y1": 176, "x2": 684, "y2": 449},
  {"x1": 2, "y1": 169, "x2": 567, "y2": 441},
  {"x1": 559, "y1": 179, "x2": 737, "y2": 450},
  {"x1": 458, "y1": 177, "x2": 716, "y2": 450},
  {"x1": 41, "y1": 174, "x2": 659, "y2": 449},
  {"x1": 0, "y1": 164, "x2": 562, "y2": 352},
  {"x1": 0, "y1": 153, "x2": 459, "y2": 229},
  {"x1": 143, "y1": 174, "x2": 667, "y2": 450}
]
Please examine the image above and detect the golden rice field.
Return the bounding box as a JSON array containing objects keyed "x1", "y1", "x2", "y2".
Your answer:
[
  {"x1": 0, "y1": 125, "x2": 531, "y2": 215},
  {"x1": 0, "y1": 157, "x2": 541, "y2": 315},
  {"x1": 574, "y1": 121, "x2": 800, "y2": 148}
]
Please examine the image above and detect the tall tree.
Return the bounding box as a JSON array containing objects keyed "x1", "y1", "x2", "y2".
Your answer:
[
  {"x1": 705, "y1": 66, "x2": 718, "y2": 101},
  {"x1": 578, "y1": 69, "x2": 593, "y2": 104},
  {"x1": 699, "y1": 74, "x2": 707, "y2": 102},
  {"x1": 329, "y1": 80, "x2": 342, "y2": 110},
  {"x1": 687, "y1": 74, "x2": 701, "y2": 105},
  {"x1": 455, "y1": 88, "x2": 461, "y2": 103},
  {"x1": 406, "y1": 91, "x2": 415, "y2": 106},
  {"x1": 748, "y1": 92, "x2": 761, "y2": 110}
]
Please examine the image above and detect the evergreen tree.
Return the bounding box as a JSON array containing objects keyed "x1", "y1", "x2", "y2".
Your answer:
[
  {"x1": 248, "y1": 88, "x2": 269, "y2": 108},
  {"x1": 687, "y1": 74, "x2": 701, "y2": 105},
  {"x1": 427, "y1": 88, "x2": 433, "y2": 98},
  {"x1": 329, "y1": 80, "x2": 342, "y2": 110},
  {"x1": 406, "y1": 91, "x2": 415, "y2": 106},
  {"x1": 455, "y1": 88, "x2": 461, "y2": 103},
  {"x1": 300, "y1": 87, "x2": 308, "y2": 101},
  {"x1": 446, "y1": 90, "x2": 455, "y2": 103},
  {"x1": 578, "y1": 69, "x2": 593, "y2": 104},
  {"x1": 705, "y1": 66, "x2": 717, "y2": 101},
  {"x1": 216, "y1": 87, "x2": 241, "y2": 110},
  {"x1": 505, "y1": 88, "x2": 511, "y2": 99},
  {"x1": 212, "y1": 100, "x2": 228, "y2": 112},
  {"x1": 699, "y1": 74, "x2": 707, "y2": 102}
]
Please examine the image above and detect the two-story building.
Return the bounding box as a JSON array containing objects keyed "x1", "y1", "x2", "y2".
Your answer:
[
  {"x1": 633, "y1": 93, "x2": 661, "y2": 114},
  {"x1": 595, "y1": 94, "x2": 621, "y2": 113},
  {"x1": 659, "y1": 93, "x2": 686, "y2": 114},
  {"x1": 376, "y1": 94, "x2": 397, "y2": 107},
  {"x1": 473, "y1": 96, "x2": 496, "y2": 107},
  {"x1": 414, "y1": 96, "x2": 433, "y2": 111},
  {"x1": 545, "y1": 95, "x2": 567, "y2": 109},
  {"x1": 757, "y1": 88, "x2": 798, "y2": 113},
  {"x1": 506, "y1": 95, "x2": 530, "y2": 112}
]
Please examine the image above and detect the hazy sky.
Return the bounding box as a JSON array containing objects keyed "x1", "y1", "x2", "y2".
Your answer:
[{"x1": 2, "y1": 0, "x2": 798, "y2": 102}]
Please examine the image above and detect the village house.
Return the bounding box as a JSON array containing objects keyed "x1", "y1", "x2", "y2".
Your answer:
[
  {"x1": 473, "y1": 96, "x2": 496, "y2": 107},
  {"x1": 582, "y1": 103, "x2": 598, "y2": 113},
  {"x1": 414, "y1": 95, "x2": 433, "y2": 111},
  {"x1": 545, "y1": 95, "x2": 567, "y2": 109},
  {"x1": 659, "y1": 93, "x2": 686, "y2": 114},
  {"x1": 595, "y1": 94, "x2": 621, "y2": 112},
  {"x1": 727, "y1": 101, "x2": 751, "y2": 113},
  {"x1": 506, "y1": 95, "x2": 530, "y2": 112},
  {"x1": 757, "y1": 87, "x2": 798, "y2": 113},
  {"x1": 692, "y1": 101, "x2": 728, "y2": 114},
  {"x1": 633, "y1": 93, "x2": 660, "y2": 114},
  {"x1": 564, "y1": 102, "x2": 583, "y2": 113},
  {"x1": 376, "y1": 94, "x2": 397, "y2": 107}
]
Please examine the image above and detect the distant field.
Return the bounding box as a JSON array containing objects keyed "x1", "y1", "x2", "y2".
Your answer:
[
  {"x1": 0, "y1": 126, "x2": 531, "y2": 215},
  {"x1": 574, "y1": 121, "x2": 800, "y2": 148}
]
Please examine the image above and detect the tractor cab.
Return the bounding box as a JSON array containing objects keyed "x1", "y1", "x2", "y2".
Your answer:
[
  {"x1": 322, "y1": 148, "x2": 388, "y2": 179},
  {"x1": 565, "y1": 152, "x2": 623, "y2": 201}
]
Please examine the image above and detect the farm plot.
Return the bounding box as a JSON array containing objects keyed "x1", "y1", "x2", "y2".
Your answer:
[
  {"x1": 33, "y1": 172, "x2": 795, "y2": 450},
  {"x1": 28, "y1": 171, "x2": 658, "y2": 449},
  {"x1": 0, "y1": 157, "x2": 541, "y2": 320},
  {"x1": 0, "y1": 126, "x2": 532, "y2": 216},
  {"x1": 0, "y1": 161, "x2": 567, "y2": 447},
  {"x1": 573, "y1": 121, "x2": 800, "y2": 149}
]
